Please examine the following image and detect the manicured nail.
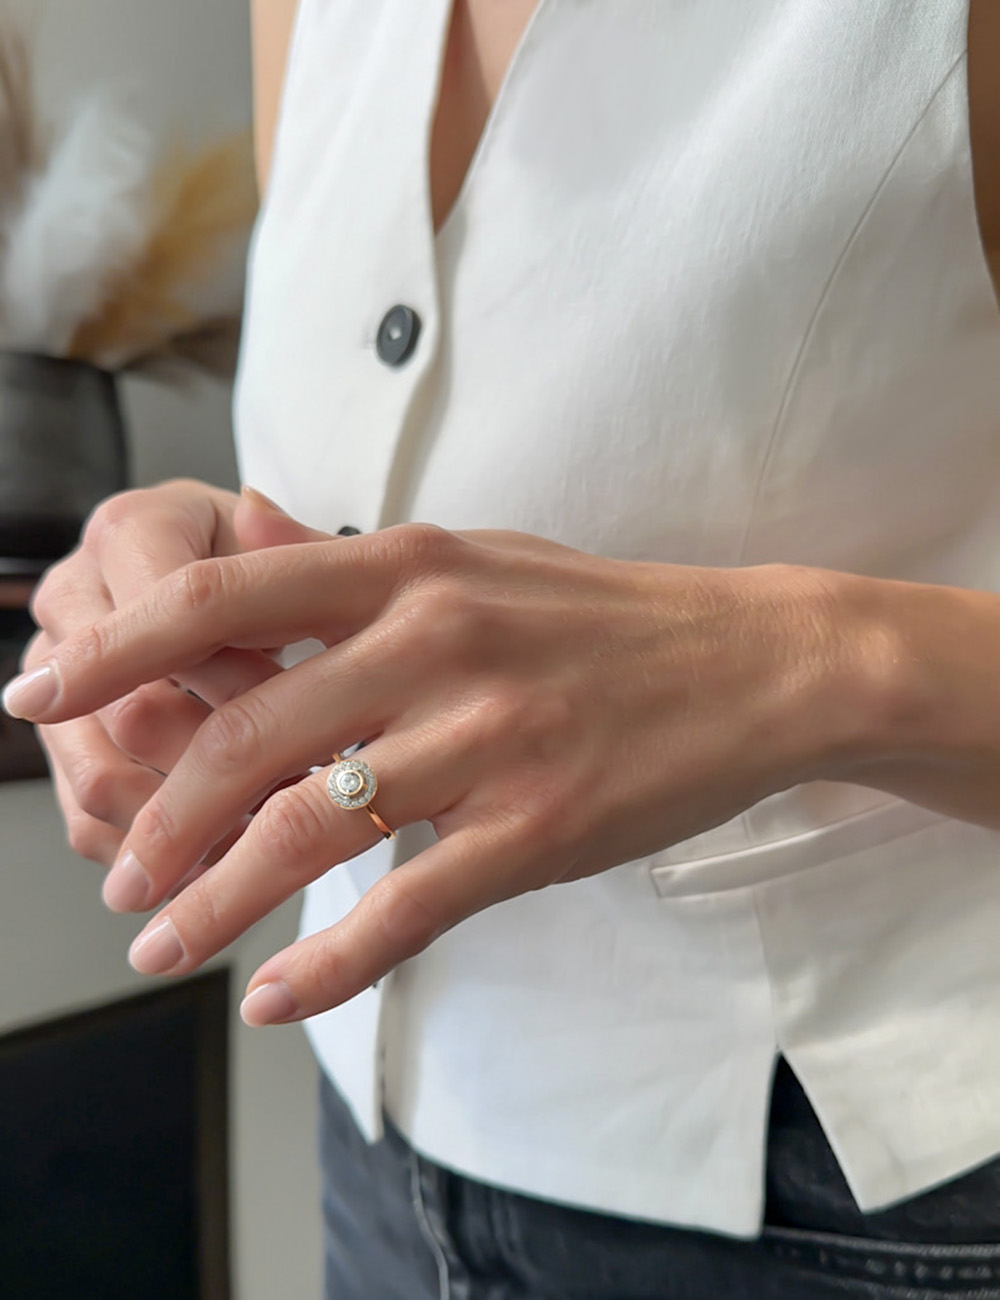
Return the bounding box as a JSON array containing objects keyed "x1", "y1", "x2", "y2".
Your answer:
[
  {"x1": 241, "y1": 485, "x2": 288, "y2": 514},
  {"x1": 102, "y1": 850, "x2": 152, "y2": 913},
  {"x1": 240, "y1": 981, "x2": 299, "y2": 1026},
  {"x1": 2, "y1": 663, "x2": 59, "y2": 719},
  {"x1": 129, "y1": 916, "x2": 184, "y2": 975}
]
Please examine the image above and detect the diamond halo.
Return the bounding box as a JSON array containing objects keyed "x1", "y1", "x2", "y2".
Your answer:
[{"x1": 327, "y1": 757, "x2": 378, "y2": 810}]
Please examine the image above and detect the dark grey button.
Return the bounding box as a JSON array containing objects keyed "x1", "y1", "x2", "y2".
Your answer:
[
  {"x1": 337, "y1": 525, "x2": 361, "y2": 537},
  {"x1": 376, "y1": 305, "x2": 421, "y2": 367}
]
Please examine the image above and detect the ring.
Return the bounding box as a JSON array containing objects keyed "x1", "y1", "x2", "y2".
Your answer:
[{"x1": 327, "y1": 753, "x2": 396, "y2": 840}]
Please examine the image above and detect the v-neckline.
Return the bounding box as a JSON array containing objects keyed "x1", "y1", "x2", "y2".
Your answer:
[{"x1": 429, "y1": 0, "x2": 553, "y2": 245}]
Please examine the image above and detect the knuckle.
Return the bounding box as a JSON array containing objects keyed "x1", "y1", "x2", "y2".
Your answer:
[
  {"x1": 84, "y1": 489, "x2": 161, "y2": 556},
  {"x1": 367, "y1": 874, "x2": 440, "y2": 954},
  {"x1": 85, "y1": 491, "x2": 135, "y2": 539},
  {"x1": 178, "y1": 876, "x2": 222, "y2": 938},
  {"x1": 66, "y1": 814, "x2": 112, "y2": 864},
  {"x1": 255, "y1": 785, "x2": 328, "y2": 871},
  {"x1": 513, "y1": 687, "x2": 578, "y2": 754},
  {"x1": 163, "y1": 557, "x2": 228, "y2": 621},
  {"x1": 71, "y1": 763, "x2": 120, "y2": 824},
  {"x1": 464, "y1": 682, "x2": 574, "y2": 758},
  {"x1": 194, "y1": 697, "x2": 272, "y2": 775},
  {"x1": 105, "y1": 686, "x2": 165, "y2": 758},
  {"x1": 63, "y1": 620, "x2": 112, "y2": 676},
  {"x1": 529, "y1": 777, "x2": 580, "y2": 845},
  {"x1": 390, "y1": 582, "x2": 490, "y2": 668},
  {"x1": 383, "y1": 522, "x2": 459, "y2": 581},
  {"x1": 455, "y1": 687, "x2": 511, "y2": 751},
  {"x1": 129, "y1": 793, "x2": 179, "y2": 857}
]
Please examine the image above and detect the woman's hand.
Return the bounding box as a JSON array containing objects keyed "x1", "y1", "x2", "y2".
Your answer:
[
  {"x1": 23, "y1": 479, "x2": 285, "y2": 879},
  {"x1": 4, "y1": 512, "x2": 881, "y2": 1023}
]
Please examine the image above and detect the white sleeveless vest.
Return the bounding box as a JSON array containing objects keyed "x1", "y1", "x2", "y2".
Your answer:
[{"x1": 235, "y1": 0, "x2": 1000, "y2": 1235}]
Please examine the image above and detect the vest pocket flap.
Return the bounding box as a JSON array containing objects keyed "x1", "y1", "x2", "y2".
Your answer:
[{"x1": 650, "y1": 800, "x2": 946, "y2": 898}]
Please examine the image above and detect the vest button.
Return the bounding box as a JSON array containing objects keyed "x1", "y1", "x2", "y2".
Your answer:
[{"x1": 376, "y1": 305, "x2": 421, "y2": 367}]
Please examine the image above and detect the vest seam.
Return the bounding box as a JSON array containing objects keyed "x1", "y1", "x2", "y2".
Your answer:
[
  {"x1": 749, "y1": 885, "x2": 782, "y2": 1230},
  {"x1": 734, "y1": 52, "x2": 967, "y2": 569}
]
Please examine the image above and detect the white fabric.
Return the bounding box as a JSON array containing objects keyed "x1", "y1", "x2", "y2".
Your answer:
[{"x1": 235, "y1": 0, "x2": 1000, "y2": 1235}]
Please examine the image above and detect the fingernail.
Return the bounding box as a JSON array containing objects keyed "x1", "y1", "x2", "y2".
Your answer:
[
  {"x1": 2, "y1": 663, "x2": 59, "y2": 719},
  {"x1": 241, "y1": 485, "x2": 288, "y2": 515},
  {"x1": 103, "y1": 850, "x2": 152, "y2": 913},
  {"x1": 240, "y1": 981, "x2": 299, "y2": 1026},
  {"x1": 129, "y1": 916, "x2": 185, "y2": 975}
]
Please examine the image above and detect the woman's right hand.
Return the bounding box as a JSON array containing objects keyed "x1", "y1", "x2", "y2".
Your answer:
[{"x1": 25, "y1": 479, "x2": 284, "y2": 891}]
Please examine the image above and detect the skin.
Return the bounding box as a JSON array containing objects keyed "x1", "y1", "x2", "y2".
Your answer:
[{"x1": 6, "y1": 1, "x2": 1000, "y2": 1028}]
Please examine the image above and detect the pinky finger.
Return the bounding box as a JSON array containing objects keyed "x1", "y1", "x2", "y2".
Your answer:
[{"x1": 240, "y1": 818, "x2": 525, "y2": 1025}]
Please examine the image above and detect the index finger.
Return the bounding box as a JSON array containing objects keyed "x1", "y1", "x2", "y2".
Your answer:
[{"x1": 1, "y1": 526, "x2": 438, "y2": 723}]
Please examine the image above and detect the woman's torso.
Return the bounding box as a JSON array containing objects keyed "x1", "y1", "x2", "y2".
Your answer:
[{"x1": 237, "y1": 0, "x2": 1000, "y2": 1236}]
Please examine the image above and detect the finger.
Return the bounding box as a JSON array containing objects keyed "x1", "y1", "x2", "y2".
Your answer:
[
  {"x1": 29, "y1": 549, "x2": 109, "y2": 644},
  {"x1": 98, "y1": 652, "x2": 285, "y2": 775},
  {"x1": 96, "y1": 631, "x2": 414, "y2": 911},
  {"x1": 234, "y1": 486, "x2": 334, "y2": 550},
  {"x1": 43, "y1": 714, "x2": 164, "y2": 833},
  {"x1": 3, "y1": 522, "x2": 456, "y2": 723},
  {"x1": 123, "y1": 731, "x2": 471, "y2": 977},
  {"x1": 99, "y1": 681, "x2": 212, "y2": 771},
  {"x1": 49, "y1": 757, "x2": 124, "y2": 867},
  {"x1": 61, "y1": 485, "x2": 273, "y2": 707},
  {"x1": 170, "y1": 645, "x2": 285, "y2": 708},
  {"x1": 93, "y1": 488, "x2": 283, "y2": 707},
  {"x1": 165, "y1": 815, "x2": 253, "y2": 900},
  {"x1": 29, "y1": 478, "x2": 232, "y2": 641},
  {"x1": 240, "y1": 819, "x2": 525, "y2": 1023},
  {"x1": 96, "y1": 482, "x2": 242, "y2": 601}
]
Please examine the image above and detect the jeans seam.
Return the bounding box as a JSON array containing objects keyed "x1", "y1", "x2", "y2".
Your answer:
[{"x1": 409, "y1": 1149, "x2": 453, "y2": 1300}]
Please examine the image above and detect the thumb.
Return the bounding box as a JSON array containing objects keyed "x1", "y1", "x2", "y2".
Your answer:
[{"x1": 235, "y1": 486, "x2": 334, "y2": 550}]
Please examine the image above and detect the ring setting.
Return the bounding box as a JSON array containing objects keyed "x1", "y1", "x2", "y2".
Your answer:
[
  {"x1": 327, "y1": 758, "x2": 377, "y2": 809},
  {"x1": 327, "y1": 754, "x2": 395, "y2": 839}
]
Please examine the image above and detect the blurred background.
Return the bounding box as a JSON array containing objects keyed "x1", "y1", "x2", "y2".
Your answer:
[{"x1": 0, "y1": 0, "x2": 322, "y2": 1295}]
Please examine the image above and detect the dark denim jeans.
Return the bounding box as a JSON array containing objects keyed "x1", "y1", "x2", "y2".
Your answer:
[{"x1": 320, "y1": 1060, "x2": 1000, "y2": 1299}]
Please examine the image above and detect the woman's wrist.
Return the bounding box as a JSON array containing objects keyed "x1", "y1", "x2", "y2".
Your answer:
[
  {"x1": 764, "y1": 562, "x2": 1000, "y2": 812},
  {"x1": 712, "y1": 562, "x2": 893, "y2": 786}
]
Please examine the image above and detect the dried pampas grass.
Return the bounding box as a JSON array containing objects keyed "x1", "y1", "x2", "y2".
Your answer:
[
  {"x1": 0, "y1": 28, "x2": 44, "y2": 222},
  {"x1": 0, "y1": 25, "x2": 45, "y2": 338},
  {"x1": 3, "y1": 94, "x2": 154, "y2": 354},
  {"x1": 68, "y1": 130, "x2": 257, "y2": 372},
  {"x1": 0, "y1": 12, "x2": 257, "y2": 382}
]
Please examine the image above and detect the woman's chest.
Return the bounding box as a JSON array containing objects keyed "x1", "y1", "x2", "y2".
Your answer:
[{"x1": 430, "y1": 0, "x2": 540, "y2": 233}]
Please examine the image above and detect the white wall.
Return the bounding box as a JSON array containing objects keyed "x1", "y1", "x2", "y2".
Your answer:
[{"x1": 0, "y1": 2, "x2": 322, "y2": 1296}]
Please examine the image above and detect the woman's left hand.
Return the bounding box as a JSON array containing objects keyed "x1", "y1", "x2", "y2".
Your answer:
[{"x1": 1, "y1": 494, "x2": 874, "y2": 1023}]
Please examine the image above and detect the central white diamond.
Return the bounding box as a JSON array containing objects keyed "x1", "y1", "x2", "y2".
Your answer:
[{"x1": 338, "y1": 771, "x2": 363, "y2": 796}]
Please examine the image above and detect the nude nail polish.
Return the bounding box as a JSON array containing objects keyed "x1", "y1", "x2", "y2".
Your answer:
[
  {"x1": 103, "y1": 850, "x2": 152, "y2": 913},
  {"x1": 129, "y1": 917, "x2": 184, "y2": 975},
  {"x1": 2, "y1": 664, "x2": 59, "y2": 719},
  {"x1": 241, "y1": 485, "x2": 288, "y2": 514},
  {"x1": 240, "y1": 981, "x2": 299, "y2": 1026}
]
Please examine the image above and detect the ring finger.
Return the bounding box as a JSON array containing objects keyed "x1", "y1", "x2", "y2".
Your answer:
[{"x1": 125, "y1": 733, "x2": 469, "y2": 978}]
